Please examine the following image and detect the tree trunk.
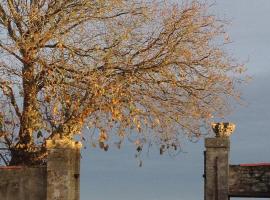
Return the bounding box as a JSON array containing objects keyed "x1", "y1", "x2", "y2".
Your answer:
[{"x1": 10, "y1": 63, "x2": 41, "y2": 166}]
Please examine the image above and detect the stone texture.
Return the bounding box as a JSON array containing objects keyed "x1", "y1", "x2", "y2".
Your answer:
[
  {"x1": 0, "y1": 166, "x2": 46, "y2": 200},
  {"x1": 0, "y1": 139, "x2": 81, "y2": 200},
  {"x1": 204, "y1": 136, "x2": 270, "y2": 199},
  {"x1": 211, "y1": 122, "x2": 236, "y2": 138},
  {"x1": 229, "y1": 165, "x2": 270, "y2": 197},
  {"x1": 205, "y1": 138, "x2": 230, "y2": 148},
  {"x1": 46, "y1": 139, "x2": 81, "y2": 200},
  {"x1": 204, "y1": 138, "x2": 230, "y2": 200}
]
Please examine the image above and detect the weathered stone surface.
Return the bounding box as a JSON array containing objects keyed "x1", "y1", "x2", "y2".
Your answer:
[
  {"x1": 205, "y1": 138, "x2": 230, "y2": 148},
  {"x1": 46, "y1": 139, "x2": 82, "y2": 200},
  {"x1": 0, "y1": 166, "x2": 46, "y2": 200},
  {"x1": 0, "y1": 139, "x2": 82, "y2": 200},
  {"x1": 46, "y1": 139, "x2": 82, "y2": 149},
  {"x1": 204, "y1": 137, "x2": 230, "y2": 200},
  {"x1": 211, "y1": 122, "x2": 236, "y2": 138},
  {"x1": 229, "y1": 165, "x2": 270, "y2": 197},
  {"x1": 205, "y1": 135, "x2": 270, "y2": 199}
]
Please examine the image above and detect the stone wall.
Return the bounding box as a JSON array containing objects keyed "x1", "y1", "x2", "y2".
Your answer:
[
  {"x1": 204, "y1": 134, "x2": 270, "y2": 200},
  {"x1": 0, "y1": 139, "x2": 81, "y2": 200},
  {"x1": 229, "y1": 165, "x2": 270, "y2": 197},
  {"x1": 0, "y1": 166, "x2": 46, "y2": 200}
]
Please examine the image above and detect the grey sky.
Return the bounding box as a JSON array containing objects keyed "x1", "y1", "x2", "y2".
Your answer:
[{"x1": 80, "y1": 1, "x2": 270, "y2": 200}]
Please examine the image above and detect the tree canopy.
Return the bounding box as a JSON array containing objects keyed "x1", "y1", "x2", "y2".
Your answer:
[{"x1": 0, "y1": 0, "x2": 245, "y2": 166}]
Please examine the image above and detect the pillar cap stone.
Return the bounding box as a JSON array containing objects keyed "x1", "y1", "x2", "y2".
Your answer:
[
  {"x1": 46, "y1": 138, "x2": 82, "y2": 149},
  {"x1": 211, "y1": 122, "x2": 236, "y2": 138},
  {"x1": 205, "y1": 137, "x2": 230, "y2": 148}
]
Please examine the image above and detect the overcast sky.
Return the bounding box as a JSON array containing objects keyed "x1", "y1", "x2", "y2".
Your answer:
[{"x1": 80, "y1": 1, "x2": 270, "y2": 200}]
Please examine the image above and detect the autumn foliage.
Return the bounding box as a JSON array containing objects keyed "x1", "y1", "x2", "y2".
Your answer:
[{"x1": 0, "y1": 0, "x2": 245, "y2": 165}]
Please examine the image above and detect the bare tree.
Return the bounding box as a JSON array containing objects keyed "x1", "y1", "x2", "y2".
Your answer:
[{"x1": 0, "y1": 0, "x2": 245, "y2": 166}]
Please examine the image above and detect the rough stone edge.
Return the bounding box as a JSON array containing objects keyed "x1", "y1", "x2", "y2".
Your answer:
[
  {"x1": 46, "y1": 139, "x2": 82, "y2": 149},
  {"x1": 205, "y1": 138, "x2": 230, "y2": 148}
]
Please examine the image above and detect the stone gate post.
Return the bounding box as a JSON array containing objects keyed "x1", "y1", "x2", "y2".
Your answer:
[
  {"x1": 204, "y1": 137, "x2": 230, "y2": 200},
  {"x1": 204, "y1": 122, "x2": 235, "y2": 200},
  {"x1": 46, "y1": 139, "x2": 82, "y2": 200}
]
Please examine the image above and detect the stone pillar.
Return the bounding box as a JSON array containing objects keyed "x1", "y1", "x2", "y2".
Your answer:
[
  {"x1": 46, "y1": 139, "x2": 82, "y2": 200},
  {"x1": 74, "y1": 141, "x2": 81, "y2": 200},
  {"x1": 204, "y1": 138, "x2": 230, "y2": 200},
  {"x1": 204, "y1": 122, "x2": 235, "y2": 200}
]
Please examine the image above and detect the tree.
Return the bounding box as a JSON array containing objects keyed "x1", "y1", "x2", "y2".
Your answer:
[{"x1": 0, "y1": 0, "x2": 245, "y2": 166}]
